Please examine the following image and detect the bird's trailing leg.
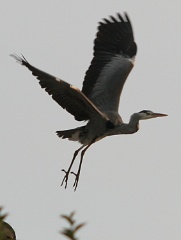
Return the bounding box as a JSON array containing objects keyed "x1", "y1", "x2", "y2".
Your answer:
[
  {"x1": 61, "y1": 145, "x2": 84, "y2": 189},
  {"x1": 71, "y1": 138, "x2": 96, "y2": 191}
]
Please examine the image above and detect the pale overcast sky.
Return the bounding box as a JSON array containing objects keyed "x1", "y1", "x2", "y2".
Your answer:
[{"x1": 1, "y1": 1, "x2": 181, "y2": 240}]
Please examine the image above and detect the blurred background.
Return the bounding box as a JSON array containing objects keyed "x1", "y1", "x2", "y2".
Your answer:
[{"x1": 1, "y1": 0, "x2": 181, "y2": 239}]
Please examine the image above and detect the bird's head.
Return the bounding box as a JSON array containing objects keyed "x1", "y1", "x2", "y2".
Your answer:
[{"x1": 138, "y1": 110, "x2": 167, "y2": 120}]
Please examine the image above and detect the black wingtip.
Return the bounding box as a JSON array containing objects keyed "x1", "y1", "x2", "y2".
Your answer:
[
  {"x1": 101, "y1": 12, "x2": 128, "y2": 25},
  {"x1": 123, "y1": 12, "x2": 130, "y2": 22},
  {"x1": 117, "y1": 12, "x2": 124, "y2": 22},
  {"x1": 10, "y1": 53, "x2": 29, "y2": 65},
  {"x1": 96, "y1": 12, "x2": 137, "y2": 57}
]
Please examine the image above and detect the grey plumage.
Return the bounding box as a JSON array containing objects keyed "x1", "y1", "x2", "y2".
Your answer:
[{"x1": 11, "y1": 13, "x2": 167, "y2": 190}]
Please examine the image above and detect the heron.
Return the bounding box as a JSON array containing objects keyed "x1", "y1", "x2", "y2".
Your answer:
[{"x1": 11, "y1": 13, "x2": 167, "y2": 190}]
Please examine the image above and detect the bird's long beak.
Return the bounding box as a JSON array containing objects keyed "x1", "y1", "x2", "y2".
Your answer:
[{"x1": 152, "y1": 112, "x2": 168, "y2": 118}]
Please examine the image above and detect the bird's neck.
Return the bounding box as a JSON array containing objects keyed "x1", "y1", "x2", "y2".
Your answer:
[
  {"x1": 107, "y1": 113, "x2": 140, "y2": 136},
  {"x1": 124, "y1": 113, "x2": 140, "y2": 134}
]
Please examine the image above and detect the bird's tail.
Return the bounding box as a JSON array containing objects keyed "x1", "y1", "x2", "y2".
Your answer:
[{"x1": 56, "y1": 126, "x2": 86, "y2": 142}]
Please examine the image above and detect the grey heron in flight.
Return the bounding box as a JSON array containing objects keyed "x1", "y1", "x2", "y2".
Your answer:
[{"x1": 11, "y1": 13, "x2": 167, "y2": 190}]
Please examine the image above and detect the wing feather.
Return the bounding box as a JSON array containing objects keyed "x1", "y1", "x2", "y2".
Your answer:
[
  {"x1": 11, "y1": 55, "x2": 106, "y2": 121},
  {"x1": 82, "y1": 13, "x2": 137, "y2": 113}
]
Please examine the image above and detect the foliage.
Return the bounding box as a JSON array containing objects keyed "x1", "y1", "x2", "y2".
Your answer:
[
  {"x1": 0, "y1": 208, "x2": 16, "y2": 240},
  {"x1": 61, "y1": 212, "x2": 85, "y2": 240},
  {"x1": 0, "y1": 207, "x2": 85, "y2": 240},
  {"x1": 0, "y1": 207, "x2": 8, "y2": 240}
]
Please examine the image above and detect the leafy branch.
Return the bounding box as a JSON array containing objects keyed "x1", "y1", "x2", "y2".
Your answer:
[
  {"x1": 0, "y1": 207, "x2": 85, "y2": 240},
  {"x1": 61, "y1": 212, "x2": 85, "y2": 240}
]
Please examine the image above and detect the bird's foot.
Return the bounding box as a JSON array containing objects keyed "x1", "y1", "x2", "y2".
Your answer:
[
  {"x1": 71, "y1": 171, "x2": 80, "y2": 191},
  {"x1": 61, "y1": 169, "x2": 70, "y2": 189}
]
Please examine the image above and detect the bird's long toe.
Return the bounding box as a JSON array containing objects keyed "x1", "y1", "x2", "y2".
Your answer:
[
  {"x1": 61, "y1": 169, "x2": 70, "y2": 188},
  {"x1": 71, "y1": 171, "x2": 80, "y2": 191}
]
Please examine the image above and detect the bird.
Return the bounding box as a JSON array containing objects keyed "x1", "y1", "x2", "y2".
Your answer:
[
  {"x1": 0, "y1": 221, "x2": 16, "y2": 240},
  {"x1": 11, "y1": 13, "x2": 167, "y2": 190}
]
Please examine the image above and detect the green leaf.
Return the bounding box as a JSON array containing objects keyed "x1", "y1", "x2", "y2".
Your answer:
[
  {"x1": 74, "y1": 223, "x2": 86, "y2": 233},
  {"x1": 61, "y1": 212, "x2": 85, "y2": 240}
]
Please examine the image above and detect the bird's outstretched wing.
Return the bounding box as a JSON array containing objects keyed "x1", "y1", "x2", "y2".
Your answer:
[
  {"x1": 11, "y1": 54, "x2": 107, "y2": 121},
  {"x1": 82, "y1": 13, "x2": 137, "y2": 113}
]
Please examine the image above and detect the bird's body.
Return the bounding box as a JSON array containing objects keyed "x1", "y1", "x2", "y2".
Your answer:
[{"x1": 11, "y1": 13, "x2": 167, "y2": 190}]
